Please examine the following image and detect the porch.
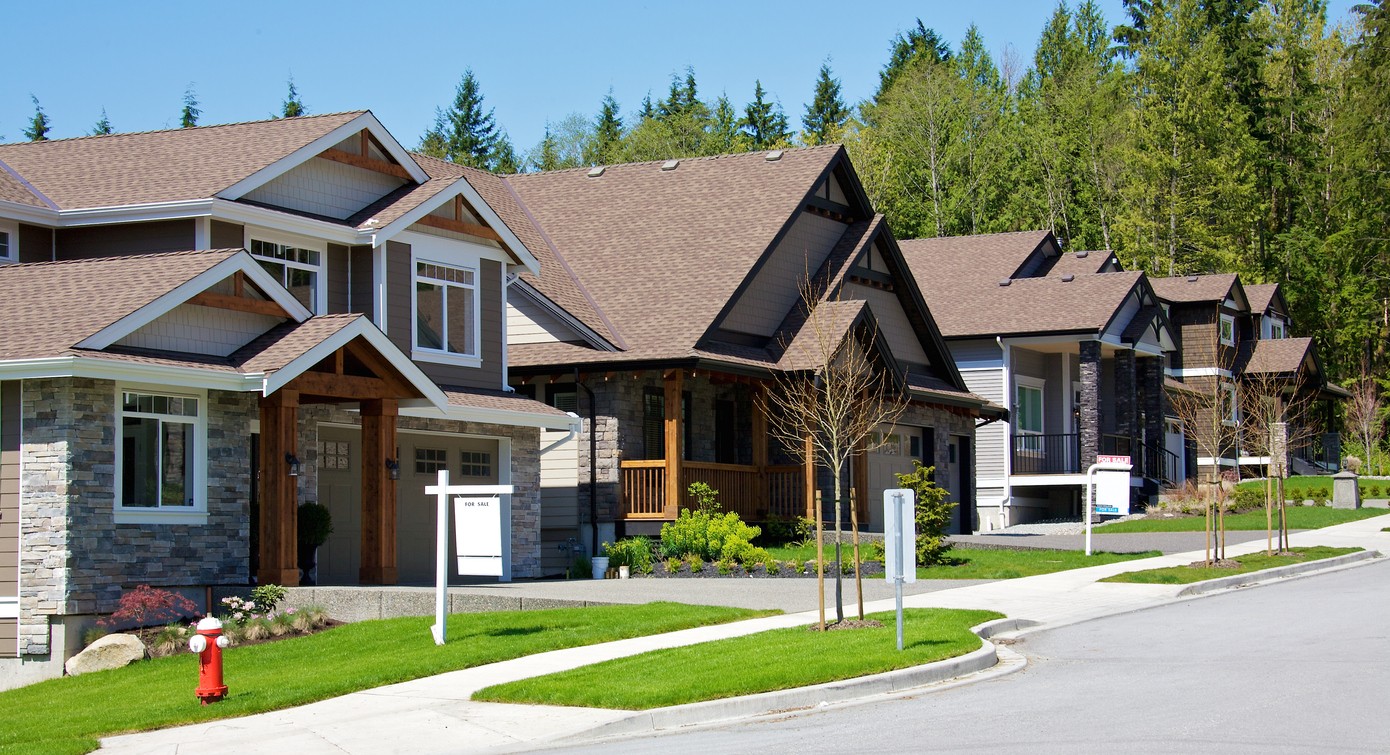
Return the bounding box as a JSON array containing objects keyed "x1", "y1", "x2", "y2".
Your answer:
[{"x1": 1011, "y1": 432, "x2": 1181, "y2": 487}]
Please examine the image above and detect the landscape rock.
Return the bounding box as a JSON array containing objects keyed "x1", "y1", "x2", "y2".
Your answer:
[{"x1": 65, "y1": 633, "x2": 147, "y2": 676}]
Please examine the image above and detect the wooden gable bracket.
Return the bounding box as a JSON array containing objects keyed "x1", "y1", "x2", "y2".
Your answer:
[
  {"x1": 189, "y1": 273, "x2": 291, "y2": 318},
  {"x1": 318, "y1": 130, "x2": 412, "y2": 180},
  {"x1": 414, "y1": 209, "x2": 503, "y2": 244}
]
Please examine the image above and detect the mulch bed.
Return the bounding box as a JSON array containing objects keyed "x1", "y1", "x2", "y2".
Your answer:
[
  {"x1": 815, "y1": 619, "x2": 885, "y2": 631},
  {"x1": 123, "y1": 618, "x2": 345, "y2": 657},
  {"x1": 635, "y1": 560, "x2": 886, "y2": 579}
]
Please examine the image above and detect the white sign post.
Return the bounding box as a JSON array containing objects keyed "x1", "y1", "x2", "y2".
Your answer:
[
  {"x1": 1085, "y1": 456, "x2": 1132, "y2": 556},
  {"x1": 424, "y1": 469, "x2": 513, "y2": 646},
  {"x1": 883, "y1": 489, "x2": 917, "y2": 651}
]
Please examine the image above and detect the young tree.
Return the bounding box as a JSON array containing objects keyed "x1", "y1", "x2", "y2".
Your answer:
[
  {"x1": 91, "y1": 108, "x2": 113, "y2": 136},
  {"x1": 1344, "y1": 357, "x2": 1386, "y2": 476},
  {"x1": 1167, "y1": 354, "x2": 1242, "y2": 563},
  {"x1": 23, "y1": 95, "x2": 50, "y2": 141},
  {"x1": 281, "y1": 77, "x2": 306, "y2": 118},
  {"x1": 740, "y1": 80, "x2": 790, "y2": 150},
  {"x1": 1239, "y1": 369, "x2": 1321, "y2": 554},
  {"x1": 802, "y1": 63, "x2": 850, "y2": 146},
  {"x1": 759, "y1": 276, "x2": 908, "y2": 625},
  {"x1": 180, "y1": 84, "x2": 201, "y2": 128}
]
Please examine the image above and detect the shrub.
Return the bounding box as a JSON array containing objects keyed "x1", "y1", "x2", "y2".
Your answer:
[
  {"x1": 864, "y1": 540, "x2": 886, "y2": 562},
  {"x1": 603, "y1": 537, "x2": 658, "y2": 574},
  {"x1": 1345, "y1": 455, "x2": 1363, "y2": 473},
  {"x1": 1369, "y1": 484, "x2": 1383, "y2": 498},
  {"x1": 760, "y1": 514, "x2": 814, "y2": 545},
  {"x1": 250, "y1": 584, "x2": 288, "y2": 614},
  {"x1": 683, "y1": 553, "x2": 704, "y2": 572},
  {"x1": 220, "y1": 595, "x2": 261, "y2": 624},
  {"x1": 659, "y1": 486, "x2": 765, "y2": 564},
  {"x1": 297, "y1": 502, "x2": 334, "y2": 549},
  {"x1": 1230, "y1": 485, "x2": 1265, "y2": 512},
  {"x1": 894, "y1": 462, "x2": 957, "y2": 566},
  {"x1": 664, "y1": 556, "x2": 682, "y2": 574},
  {"x1": 150, "y1": 623, "x2": 192, "y2": 657},
  {"x1": 570, "y1": 555, "x2": 591, "y2": 579},
  {"x1": 687, "y1": 481, "x2": 720, "y2": 513},
  {"x1": 715, "y1": 559, "x2": 735, "y2": 576},
  {"x1": 99, "y1": 585, "x2": 198, "y2": 629}
]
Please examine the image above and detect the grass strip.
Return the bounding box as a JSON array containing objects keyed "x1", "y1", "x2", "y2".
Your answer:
[
  {"x1": 1100, "y1": 546, "x2": 1361, "y2": 585},
  {"x1": 764, "y1": 545, "x2": 1158, "y2": 580},
  {"x1": 474, "y1": 607, "x2": 1002, "y2": 710},
  {"x1": 0, "y1": 602, "x2": 771, "y2": 755},
  {"x1": 1100, "y1": 507, "x2": 1384, "y2": 533},
  {"x1": 1235, "y1": 476, "x2": 1390, "y2": 499}
]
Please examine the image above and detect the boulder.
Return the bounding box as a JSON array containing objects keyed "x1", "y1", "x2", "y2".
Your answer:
[{"x1": 65, "y1": 633, "x2": 147, "y2": 676}]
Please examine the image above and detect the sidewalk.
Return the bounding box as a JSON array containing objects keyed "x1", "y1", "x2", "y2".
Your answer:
[{"x1": 99, "y1": 514, "x2": 1390, "y2": 754}]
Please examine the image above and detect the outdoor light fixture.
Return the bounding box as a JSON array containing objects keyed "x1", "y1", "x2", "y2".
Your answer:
[
  {"x1": 386, "y1": 458, "x2": 400, "y2": 480},
  {"x1": 285, "y1": 452, "x2": 301, "y2": 477}
]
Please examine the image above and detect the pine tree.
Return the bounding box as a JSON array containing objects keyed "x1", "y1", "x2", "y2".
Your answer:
[
  {"x1": 23, "y1": 96, "x2": 50, "y2": 141},
  {"x1": 281, "y1": 77, "x2": 306, "y2": 118},
  {"x1": 91, "y1": 108, "x2": 113, "y2": 136},
  {"x1": 492, "y1": 131, "x2": 520, "y2": 174},
  {"x1": 740, "y1": 80, "x2": 790, "y2": 150},
  {"x1": 417, "y1": 70, "x2": 502, "y2": 171},
  {"x1": 875, "y1": 20, "x2": 953, "y2": 103},
  {"x1": 534, "y1": 125, "x2": 561, "y2": 172},
  {"x1": 708, "y1": 94, "x2": 742, "y2": 153},
  {"x1": 181, "y1": 85, "x2": 200, "y2": 128},
  {"x1": 588, "y1": 91, "x2": 623, "y2": 164},
  {"x1": 802, "y1": 63, "x2": 850, "y2": 145}
]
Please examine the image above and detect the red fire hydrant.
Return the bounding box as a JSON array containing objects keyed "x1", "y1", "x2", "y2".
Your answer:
[{"x1": 188, "y1": 616, "x2": 230, "y2": 704}]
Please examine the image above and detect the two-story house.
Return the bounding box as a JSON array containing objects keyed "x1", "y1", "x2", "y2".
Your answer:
[{"x1": 0, "y1": 112, "x2": 576, "y2": 687}]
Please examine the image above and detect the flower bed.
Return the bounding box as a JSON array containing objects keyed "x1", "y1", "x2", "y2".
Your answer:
[{"x1": 640, "y1": 559, "x2": 886, "y2": 578}]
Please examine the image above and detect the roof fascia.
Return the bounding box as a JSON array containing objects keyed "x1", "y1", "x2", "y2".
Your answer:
[
  {"x1": 77, "y1": 253, "x2": 313, "y2": 350},
  {"x1": 0, "y1": 355, "x2": 259, "y2": 392},
  {"x1": 510, "y1": 281, "x2": 618, "y2": 351},
  {"x1": 57, "y1": 199, "x2": 214, "y2": 227},
  {"x1": 212, "y1": 198, "x2": 361, "y2": 244},
  {"x1": 0, "y1": 199, "x2": 59, "y2": 225},
  {"x1": 218, "y1": 112, "x2": 427, "y2": 200},
  {"x1": 260, "y1": 319, "x2": 449, "y2": 411},
  {"x1": 370, "y1": 176, "x2": 542, "y2": 275}
]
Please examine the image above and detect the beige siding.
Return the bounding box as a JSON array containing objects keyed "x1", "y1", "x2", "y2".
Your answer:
[
  {"x1": 17, "y1": 223, "x2": 51, "y2": 263},
  {"x1": 0, "y1": 619, "x2": 15, "y2": 659},
  {"x1": 55, "y1": 219, "x2": 195, "y2": 260},
  {"x1": 115, "y1": 303, "x2": 283, "y2": 356},
  {"x1": 404, "y1": 222, "x2": 505, "y2": 252},
  {"x1": 539, "y1": 426, "x2": 580, "y2": 575},
  {"x1": 242, "y1": 157, "x2": 405, "y2": 220},
  {"x1": 844, "y1": 282, "x2": 931, "y2": 366},
  {"x1": 827, "y1": 173, "x2": 848, "y2": 205},
  {"x1": 507, "y1": 297, "x2": 584, "y2": 345},
  {"x1": 211, "y1": 220, "x2": 244, "y2": 250},
  {"x1": 327, "y1": 243, "x2": 350, "y2": 314},
  {"x1": 0, "y1": 381, "x2": 18, "y2": 599},
  {"x1": 721, "y1": 212, "x2": 847, "y2": 336},
  {"x1": 961, "y1": 368, "x2": 1006, "y2": 481},
  {"x1": 386, "y1": 241, "x2": 504, "y2": 390}
]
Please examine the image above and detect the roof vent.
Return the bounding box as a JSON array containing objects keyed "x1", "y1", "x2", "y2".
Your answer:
[
  {"x1": 1061, "y1": 274, "x2": 1075, "y2": 282},
  {"x1": 586, "y1": 166, "x2": 605, "y2": 178},
  {"x1": 1075, "y1": 250, "x2": 1089, "y2": 259},
  {"x1": 765, "y1": 150, "x2": 784, "y2": 161},
  {"x1": 1187, "y1": 275, "x2": 1199, "y2": 283},
  {"x1": 998, "y1": 279, "x2": 1012, "y2": 287},
  {"x1": 661, "y1": 160, "x2": 680, "y2": 171}
]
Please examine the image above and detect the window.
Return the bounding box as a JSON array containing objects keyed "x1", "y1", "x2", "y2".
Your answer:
[
  {"x1": 250, "y1": 238, "x2": 321, "y2": 312},
  {"x1": 1015, "y1": 378, "x2": 1045, "y2": 455},
  {"x1": 0, "y1": 220, "x2": 16, "y2": 262},
  {"x1": 117, "y1": 389, "x2": 205, "y2": 520},
  {"x1": 1222, "y1": 383, "x2": 1238, "y2": 425},
  {"x1": 1268, "y1": 317, "x2": 1286, "y2": 340},
  {"x1": 641, "y1": 387, "x2": 691, "y2": 460},
  {"x1": 414, "y1": 261, "x2": 478, "y2": 359},
  {"x1": 415, "y1": 447, "x2": 447, "y2": 474},
  {"x1": 715, "y1": 400, "x2": 737, "y2": 464},
  {"x1": 1219, "y1": 314, "x2": 1235, "y2": 346},
  {"x1": 548, "y1": 388, "x2": 578, "y2": 413},
  {"x1": 320, "y1": 441, "x2": 351, "y2": 470},
  {"x1": 460, "y1": 451, "x2": 492, "y2": 478}
]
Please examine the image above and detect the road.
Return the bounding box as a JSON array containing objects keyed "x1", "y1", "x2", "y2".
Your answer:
[{"x1": 536, "y1": 558, "x2": 1390, "y2": 754}]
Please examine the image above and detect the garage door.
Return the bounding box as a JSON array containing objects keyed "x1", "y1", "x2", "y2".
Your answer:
[{"x1": 396, "y1": 433, "x2": 501, "y2": 585}]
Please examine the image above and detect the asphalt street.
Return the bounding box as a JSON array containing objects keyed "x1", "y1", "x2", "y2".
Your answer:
[{"x1": 538, "y1": 558, "x2": 1390, "y2": 754}]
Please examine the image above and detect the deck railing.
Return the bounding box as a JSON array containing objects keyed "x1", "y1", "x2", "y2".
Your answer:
[
  {"x1": 1012, "y1": 433, "x2": 1080, "y2": 474},
  {"x1": 620, "y1": 460, "x2": 804, "y2": 521}
]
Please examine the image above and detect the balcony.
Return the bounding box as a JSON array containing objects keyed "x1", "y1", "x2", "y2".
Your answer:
[{"x1": 1012, "y1": 433, "x2": 1081, "y2": 475}]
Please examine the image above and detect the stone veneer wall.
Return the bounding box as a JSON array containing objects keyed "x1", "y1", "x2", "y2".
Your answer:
[
  {"x1": 18, "y1": 379, "x2": 253, "y2": 656},
  {"x1": 295, "y1": 406, "x2": 543, "y2": 579}
]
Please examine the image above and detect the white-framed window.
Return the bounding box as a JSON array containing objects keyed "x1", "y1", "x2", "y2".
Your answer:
[
  {"x1": 1222, "y1": 382, "x2": 1238, "y2": 425},
  {"x1": 1015, "y1": 377, "x2": 1045, "y2": 454},
  {"x1": 247, "y1": 231, "x2": 325, "y2": 313},
  {"x1": 0, "y1": 219, "x2": 17, "y2": 262},
  {"x1": 1219, "y1": 313, "x2": 1235, "y2": 346},
  {"x1": 1267, "y1": 316, "x2": 1286, "y2": 340},
  {"x1": 413, "y1": 259, "x2": 479, "y2": 362},
  {"x1": 116, "y1": 387, "x2": 207, "y2": 524}
]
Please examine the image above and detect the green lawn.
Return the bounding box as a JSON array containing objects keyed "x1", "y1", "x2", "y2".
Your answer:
[
  {"x1": 1101, "y1": 507, "x2": 1385, "y2": 533},
  {"x1": 0, "y1": 603, "x2": 771, "y2": 755},
  {"x1": 765, "y1": 545, "x2": 1159, "y2": 580},
  {"x1": 474, "y1": 607, "x2": 1001, "y2": 710},
  {"x1": 1235, "y1": 476, "x2": 1390, "y2": 499},
  {"x1": 1100, "y1": 546, "x2": 1361, "y2": 585}
]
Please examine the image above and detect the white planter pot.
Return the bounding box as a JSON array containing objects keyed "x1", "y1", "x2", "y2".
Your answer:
[
  {"x1": 591, "y1": 556, "x2": 609, "y2": 580},
  {"x1": 619, "y1": 565, "x2": 630, "y2": 579}
]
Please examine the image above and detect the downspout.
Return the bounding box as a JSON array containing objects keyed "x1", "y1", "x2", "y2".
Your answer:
[
  {"x1": 576, "y1": 368, "x2": 599, "y2": 552},
  {"x1": 997, "y1": 336, "x2": 1012, "y2": 529}
]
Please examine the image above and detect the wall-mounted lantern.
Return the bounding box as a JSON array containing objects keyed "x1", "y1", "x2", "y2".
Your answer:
[
  {"x1": 385, "y1": 458, "x2": 400, "y2": 481},
  {"x1": 285, "y1": 452, "x2": 301, "y2": 477}
]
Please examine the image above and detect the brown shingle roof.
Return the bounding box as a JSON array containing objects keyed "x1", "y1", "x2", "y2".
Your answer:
[
  {"x1": 0, "y1": 249, "x2": 240, "y2": 360},
  {"x1": 1047, "y1": 250, "x2": 1116, "y2": 277},
  {"x1": 1243, "y1": 283, "x2": 1280, "y2": 314},
  {"x1": 233, "y1": 314, "x2": 361, "y2": 375},
  {"x1": 505, "y1": 146, "x2": 841, "y2": 362},
  {"x1": 441, "y1": 385, "x2": 571, "y2": 417},
  {"x1": 1149, "y1": 274, "x2": 1239, "y2": 304},
  {"x1": 1242, "y1": 337, "x2": 1315, "y2": 375},
  {"x1": 0, "y1": 165, "x2": 46, "y2": 207},
  {"x1": 0, "y1": 112, "x2": 365, "y2": 209},
  {"x1": 897, "y1": 230, "x2": 1051, "y2": 289}
]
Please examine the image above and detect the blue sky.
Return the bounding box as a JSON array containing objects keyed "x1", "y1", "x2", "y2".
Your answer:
[{"x1": 2, "y1": 1, "x2": 1360, "y2": 157}]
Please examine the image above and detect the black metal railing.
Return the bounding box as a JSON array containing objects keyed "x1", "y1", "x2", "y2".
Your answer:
[
  {"x1": 1100, "y1": 434, "x2": 1132, "y2": 457},
  {"x1": 1141, "y1": 439, "x2": 1182, "y2": 487},
  {"x1": 1012, "y1": 433, "x2": 1080, "y2": 475}
]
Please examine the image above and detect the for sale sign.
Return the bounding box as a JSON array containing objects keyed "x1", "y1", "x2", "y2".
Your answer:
[
  {"x1": 1094, "y1": 455, "x2": 1132, "y2": 516},
  {"x1": 454, "y1": 496, "x2": 504, "y2": 576}
]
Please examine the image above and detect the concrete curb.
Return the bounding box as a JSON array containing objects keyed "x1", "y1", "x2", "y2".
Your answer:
[
  {"x1": 580, "y1": 616, "x2": 1039, "y2": 740},
  {"x1": 1175, "y1": 549, "x2": 1382, "y2": 597}
]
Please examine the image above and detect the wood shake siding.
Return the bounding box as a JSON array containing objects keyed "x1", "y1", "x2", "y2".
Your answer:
[
  {"x1": 0, "y1": 382, "x2": 18, "y2": 600},
  {"x1": 55, "y1": 219, "x2": 196, "y2": 260},
  {"x1": 386, "y1": 241, "x2": 503, "y2": 390},
  {"x1": 327, "y1": 244, "x2": 350, "y2": 314},
  {"x1": 349, "y1": 245, "x2": 373, "y2": 315},
  {"x1": 17, "y1": 223, "x2": 51, "y2": 263},
  {"x1": 211, "y1": 220, "x2": 244, "y2": 249}
]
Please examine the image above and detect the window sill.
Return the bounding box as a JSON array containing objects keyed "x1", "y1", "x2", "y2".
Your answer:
[
  {"x1": 114, "y1": 509, "x2": 209, "y2": 526},
  {"x1": 412, "y1": 349, "x2": 482, "y2": 369}
]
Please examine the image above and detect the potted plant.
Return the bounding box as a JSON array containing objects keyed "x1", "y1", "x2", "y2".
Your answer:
[
  {"x1": 297, "y1": 502, "x2": 333, "y2": 585},
  {"x1": 591, "y1": 543, "x2": 610, "y2": 580}
]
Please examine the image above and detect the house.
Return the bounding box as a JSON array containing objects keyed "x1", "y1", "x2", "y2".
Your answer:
[
  {"x1": 897, "y1": 231, "x2": 1177, "y2": 528},
  {"x1": 1150, "y1": 276, "x2": 1345, "y2": 478},
  {"x1": 497, "y1": 147, "x2": 1004, "y2": 558},
  {"x1": 0, "y1": 113, "x2": 577, "y2": 686}
]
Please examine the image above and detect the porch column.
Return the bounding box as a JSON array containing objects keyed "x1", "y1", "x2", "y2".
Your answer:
[
  {"x1": 663, "y1": 370, "x2": 683, "y2": 517},
  {"x1": 752, "y1": 384, "x2": 769, "y2": 470},
  {"x1": 852, "y1": 436, "x2": 869, "y2": 523},
  {"x1": 1079, "y1": 340, "x2": 1101, "y2": 470},
  {"x1": 360, "y1": 398, "x2": 399, "y2": 585},
  {"x1": 803, "y1": 433, "x2": 816, "y2": 521},
  {"x1": 1114, "y1": 349, "x2": 1136, "y2": 450},
  {"x1": 258, "y1": 389, "x2": 300, "y2": 587},
  {"x1": 1140, "y1": 356, "x2": 1164, "y2": 462}
]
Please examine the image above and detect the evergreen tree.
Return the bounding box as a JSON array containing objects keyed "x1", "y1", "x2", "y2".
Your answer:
[
  {"x1": 740, "y1": 80, "x2": 790, "y2": 150},
  {"x1": 875, "y1": 20, "x2": 953, "y2": 103},
  {"x1": 417, "y1": 70, "x2": 503, "y2": 171},
  {"x1": 91, "y1": 108, "x2": 113, "y2": 136},
  {"x1": 23, "y1": 96, "x2": 50, "y2": 141},
  {"x1": 534, "y1": 125, "x2": 560, "y2": 172},
  {"x1": 638, "y1": 93, "x2": 656, "y2": 120},
  {"x1": 281, "y1": 77, "x2": 306, "y2": 118},
  {"x1": 492, "y1": 131, "x2": 520, "y2": 174},
  {"x1": 587, "y1": 91, "x2": 623, "y2": 164},
  {"x1": 802, "y1": 63, "x2": 850, "y2": 145},
  {"x1": 180, "y1": 85, "x2": 200, "y2": 128},
  {"x1": 708, "y1": 94, "x2": 742, "y2": 153}
]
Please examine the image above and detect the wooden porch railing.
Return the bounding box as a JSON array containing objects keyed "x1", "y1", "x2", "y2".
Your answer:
[{"x1": 620, "y1": 460, "x2": 804, "y2": 521}]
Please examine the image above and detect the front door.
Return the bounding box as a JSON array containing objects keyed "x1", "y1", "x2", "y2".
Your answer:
[{"x1": 317, "y1": 426, "x2": 363, "y2": 585}]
